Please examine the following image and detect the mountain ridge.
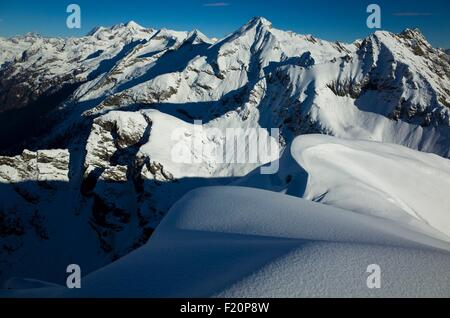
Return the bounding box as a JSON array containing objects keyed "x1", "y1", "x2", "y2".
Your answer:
[{"x1": 0, "y1": 17, "x2": 449, "y2": 286}]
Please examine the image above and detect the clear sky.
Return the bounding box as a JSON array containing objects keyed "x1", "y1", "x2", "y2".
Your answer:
[{"x1": 0, "y1": 0, "x2": 449, "y2": 48}]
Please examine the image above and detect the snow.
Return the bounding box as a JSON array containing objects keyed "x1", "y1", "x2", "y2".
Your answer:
[
  {"x1": 1, "y1": 17, "x2": 450, "y2": 296},
  {"x1": 238, "y1": 134, "x2": 450, "y2": 241},
  {"x1": 138, "y1": 109, "x2": 279, "y2": 178},
  {"x1": 2, "y1": 136, "x2": 450, "y2": 298},
  {"x1": 2, "y1": 186, "x2": 449, "y2": 298},
  {"x1": 0, "y1": 149, "x2": 70, "y2": 183},
  {"x1": 290, "y1": 135, "x2": 450, "y2": 239},
  {"x1": 3, "y1": 17, "x2": 448, "y2": 156}
]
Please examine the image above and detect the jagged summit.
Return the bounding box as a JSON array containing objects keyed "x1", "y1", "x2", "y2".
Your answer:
[
  {"x1": 125, "y1": 20, "x2": 145, "y2": 29},
  {"x1": 400, "y1": 27, "x2": 425, "y2": 39},
  {"x1": 110, "y1": 20, "x2": 147, "y2": 31},
  {"x1": 185, "y1": 29, "x2": 211, "y2": 44},
  {"x1": 224, "y1": 16, "x2": 275, "y2": 44},
  {"x1": 245, "y1": 16, "x2": 273, "y2": 28},
  {"x1": 240, "y1": 16, "x2": 273, "y2": 33},
  {"x1": 367, "y1": 28, "x2": 435, "y2": 54},
  {"x1": 87, "y1": 20, "x2": 147, "y2": 36},
  {"x1": 87, "y1": 26, "x2": 106, "y2": 36}
]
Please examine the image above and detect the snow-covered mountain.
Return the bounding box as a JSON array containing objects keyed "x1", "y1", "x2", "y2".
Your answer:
[
  {"x1": 0, "y1": 18, "x2": 450, "y2": 290},
  {"x1": 3, "y1": 136, "x2": 450, "y2": 297}
]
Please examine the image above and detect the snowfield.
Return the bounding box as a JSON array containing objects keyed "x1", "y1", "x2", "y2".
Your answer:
[
  {"x1": 2, "y1": 187, "x2": 449, "y2": 298},
  {"x1": 238, "y1": 135, "x2": 450, "y2": 241},
  {"x1": 291, "y1": 136, "x2": 450, "y2": 239},
  {"x1": 2, "y1": 136, "x2": 449, "y2": 298}
]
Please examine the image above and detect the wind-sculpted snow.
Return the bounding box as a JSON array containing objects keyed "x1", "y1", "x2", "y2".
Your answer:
[
  {"x1": 238, "y1": 135, "x2": 450, "y2": 241},
  {"x1": 291, "y1": 135, "x2": 450, "y2": 239},
  {"x1": 2, "y1": 186, "x2": 449, "y2": 297},
  {"x1": 1, "y1": 18, "x2": 450, "y2": 288}
]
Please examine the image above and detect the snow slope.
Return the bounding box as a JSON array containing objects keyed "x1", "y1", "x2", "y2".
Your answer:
[
  {"x1": 2, "y1": 186, "x2": 449, "y2": 298},
  {"x1": 238, "y1": 134, "x2": 450, "y2": 241},
  {"x1": 291, "y1": 135, "x2": 450, "y2": 239},
  {"x1": 2, "y1": 136, "x2": 450, "y2": 298}
]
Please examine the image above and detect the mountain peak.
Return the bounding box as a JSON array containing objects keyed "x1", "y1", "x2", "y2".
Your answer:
[
  {"x1": 125, "y1": 20, "x2": 144, "y2": 29},
  {"x1": 245, "y1": 17, "x2": 273, "y2": 29},
  {"x1": 87, "y1": 21, "x2": 146, "y2": 36},
  {"x1": 87, "y1": 26, "x2": 106, "y2": 36},
  {"x1": 400, "y1": 28, "x2": 425, "y2": 40},
  {"x1": 185, "y1": 29, "x2": 211, "y2": 44},
  {"x1": 108, "y1": 21, "x2": 145, "y2": 31}
]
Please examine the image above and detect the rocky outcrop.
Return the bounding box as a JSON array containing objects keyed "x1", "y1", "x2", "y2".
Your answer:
[
  {"x1": 82, "y1": 111, "x2": 161, "y2": 256},
  {"x1": 84, "y1": 111, "x2": 149, "y2": 180},
  {"x1": 0, "y1": 149, "x2": 69, "y2": 278},
  {"x1": 0, "y1": 149, "x2": 69, "y2": 183}
]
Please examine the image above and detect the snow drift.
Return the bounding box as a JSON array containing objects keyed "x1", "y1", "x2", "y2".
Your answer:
[
  {"x1": 2, "y1": 186, "x2": 449, "y2": 298},
  {"x1": 238, "y1": 134, "x2": 450, "y2": 241},
  {"x1": 2, "y1": 136, "x2": 449, "y2": 298}
]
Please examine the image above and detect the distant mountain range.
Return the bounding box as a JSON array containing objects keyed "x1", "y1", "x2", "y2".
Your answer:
[{"x1": 0, "y1": 17, "x2": 449, "y2": 289}]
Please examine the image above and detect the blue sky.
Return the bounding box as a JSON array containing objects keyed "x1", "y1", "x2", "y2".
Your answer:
[{"x1": 0, "y1": 0, "x2": 449, "y2": 47}]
